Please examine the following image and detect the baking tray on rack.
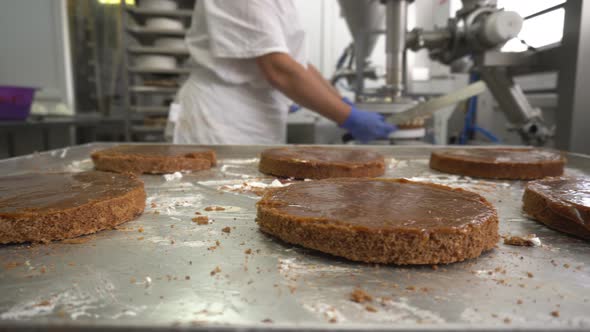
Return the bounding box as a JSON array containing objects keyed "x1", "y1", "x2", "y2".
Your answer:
[{"x1": 0, "y1": 143, "x2": 589, "y2": 331}]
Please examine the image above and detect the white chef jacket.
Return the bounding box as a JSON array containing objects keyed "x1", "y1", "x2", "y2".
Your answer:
[{"x1": 173, "y1": 0, "x2": 308, "y2": 144}]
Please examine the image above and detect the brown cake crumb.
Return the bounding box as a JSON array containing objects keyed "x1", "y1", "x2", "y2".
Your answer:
[
  {"x1": 517, "y1": 299, "x2": 523, "y2": 305},
  {"x1": 406, "y1": 286, "x2": 416, "y2": 291},
  {"x1": 221, "y1": 227, "x2": 231, "y2": 233},
  {"x1": 379, "y1": 296, "x2": 393, "y2": 304},
  {"x1": 194, "y1": 211, "x2": 201, "y2": 215},
  {"x1": 192, "y1": 216, "x2": 209, "y2": 225},
  {"x1": 365, "y1": 305, "x2": 378, "y2": 312},
  {"x1": 3, "y1": 262, "x2": 21, "y2": 269},
  {"x1": 563, "y1": 263, "x2": 570, "y2": 269},
  {"x1": 431, "y1": 265, "x2": 439, "y2": 270},
  {"x1": 503, "y1": 234, "x2": 541, "y2": 247},
  {"x1": 210, "y1": 266, "x2": 221, "y2": 276},
  {"x1": 261, "y1": 318, "x2": 273, "y2": 323},
  {"x1": 61, "y1": 237, "x2": 92, "y2": 244},
  {"x1": 551, "y1": 310, "x2": 560, "y2": 317},
  {"x1": 205, "y1": 206, "x2": 225, "y2": 211},
  {"x1": 34, "y1": 300, "x2": 51, "y2": 307},
  {"x1": 350, "y1": 288, "x2": 373, "y2": 303},
  {"x1": 185, "y1": 276, "x2": 190, "y2": 280},
  {"x1": 526, "y1": 272, "x2": 534, "y2": 278},
  {"x1": 244, "y1": 249, "x2": 252, "y2": 254},
  {"x1": 137, "y1": 227, "x2": 144, "y2": 233}
]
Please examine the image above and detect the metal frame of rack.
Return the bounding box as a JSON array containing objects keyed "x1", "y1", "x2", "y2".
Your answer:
[{"x1": 120, "y1": 0, "x2": 195, "y2": 141}]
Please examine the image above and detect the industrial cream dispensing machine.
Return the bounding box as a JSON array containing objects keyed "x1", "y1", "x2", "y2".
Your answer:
[{"x1": 338, "y1": 0, "x2": 590, "y2": 152}]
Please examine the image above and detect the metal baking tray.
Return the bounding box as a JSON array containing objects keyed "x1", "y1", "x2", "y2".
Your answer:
[{"x1": 1, "y1": 143, "x2": 589, "y2": 331}]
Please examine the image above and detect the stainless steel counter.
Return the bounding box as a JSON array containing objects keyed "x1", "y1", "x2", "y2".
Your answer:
[{"x1": 1, "y1": 143, "x2": 589, "y2": 331}]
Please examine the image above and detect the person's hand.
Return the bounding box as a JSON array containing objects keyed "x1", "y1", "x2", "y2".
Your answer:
[{"x1": 340, "y1": 106, "x2": 397, "y2": 143}]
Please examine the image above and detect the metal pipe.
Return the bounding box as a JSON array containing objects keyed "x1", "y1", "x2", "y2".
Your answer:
[
  {"x1": 385, "y1": 0, "x2": 407, "y2": 98},
  {"x1": 406, "y1": 29, "x2": 452, "y2": 51},
  {"x1": 354, "y1": 32, "x2": 367, "y2": 97},
  {"x1": 524, "y1": 3, "x2": 564, "y2": 20},
  {"x1": 461, "y1": 0, "x2": 496, "y2": 12}
]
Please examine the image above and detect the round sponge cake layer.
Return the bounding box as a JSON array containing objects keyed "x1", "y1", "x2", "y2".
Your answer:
[
  {"x1": 259, "y1": 147, "x2": 385, "y2": 179},
  {"x1": 92, "y1": 145, "x2": 216, "y2": 174},
  {"x1": 430, "y1": 148, "x2": 565, "y2": 180},
  {"x1": 257, "y1": 178, "x2": 498, "y2": 265},
  {"x1": 0, "y1": 171, "x2": 146, "y2": 244}
]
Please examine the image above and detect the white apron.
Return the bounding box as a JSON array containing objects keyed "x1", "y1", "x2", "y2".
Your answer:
[{"x1": 174, "y1": 0, "x2": 308, "y2": 144}]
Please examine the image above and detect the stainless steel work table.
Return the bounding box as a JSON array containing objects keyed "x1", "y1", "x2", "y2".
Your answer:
[{"x1": 0, "y1": 143, "x2": 589, "y2": 331}]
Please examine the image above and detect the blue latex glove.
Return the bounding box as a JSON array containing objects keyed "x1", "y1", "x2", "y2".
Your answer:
[
  {"x1": 340, "y1": 106, "x2": 397, "y2": 143},
  {"x1": 288, "y1": 104, "x2": 301, "y2": 113}
]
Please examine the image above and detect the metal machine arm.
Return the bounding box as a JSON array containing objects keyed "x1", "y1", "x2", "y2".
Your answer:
[
  {"x1": 479, "y1": 66, "x2": 553, "y2": 144},
  {"x1": 384, "y1": 0, "x2": 408, "y2": 98},
  {"x1": 404, "y1": 0, "x2": 553, "y2": 144},
  {"x1": 338, "y1": 0, "x2": 555, "y2": 145}
]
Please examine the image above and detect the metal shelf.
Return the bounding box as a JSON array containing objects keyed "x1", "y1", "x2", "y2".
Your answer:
[
  {"x1": 131, "y1": 125, "x2": 166, "y2": 133},
  {"x1": 121, "y1": 1, "x2": 195, "y2": 142},
  {"x1": 126, "y1": 7, "x2": 193, "y2": 18},
  {"x1": 130, "y1": 86, "x2": 178, "y2": 94},
  {"x1": 128, "y1": 46, "x2": 189, "y2": 56},
  {"x1": 128, "y1": 67, "x2": 191, "y2": 75},
  {"x1": 130, "y1": 106, "x2": 170, "y2": 114},
  {"x1": 126, "y1": 26, "x2": 187, "y2": 37}
]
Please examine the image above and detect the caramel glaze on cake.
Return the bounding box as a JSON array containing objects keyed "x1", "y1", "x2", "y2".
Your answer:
[
  {"x1": 257, "y1": 178, "x2": 499, "y2": 264},
  {"x1": 0, "y1": 171, "x2": 146, "y2": 244},
  {"x1": 91, "y1": 145, "x2": 216, "y2": 174},
  {"x1": 259, "y1": 147, "x2": 385, "y2": 179},
  {"x1": 430, "y1": 148, "x2": 565, "y2": 180},
  {"x1": 523, "y1": 177, "x2": 590, "y2": 240}
]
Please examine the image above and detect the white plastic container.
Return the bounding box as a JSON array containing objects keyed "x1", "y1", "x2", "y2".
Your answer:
[
  {"x1": 139, "y1": 0, "x2": 178, "y2": 11},
  {"x1": 154, "y1": 37, "x2": 187, "y2": 50},
  {"x1": 146, "y1": 17, "x2": 184, "y2": 30},
  {"x1": 135, "y1": 55, "x2": 177, "y2": 69}
]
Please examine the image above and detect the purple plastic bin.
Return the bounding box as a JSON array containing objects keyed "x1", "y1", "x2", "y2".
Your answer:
[{"x1": 0, "y1": 86, "x2": 36, "y2": 121}]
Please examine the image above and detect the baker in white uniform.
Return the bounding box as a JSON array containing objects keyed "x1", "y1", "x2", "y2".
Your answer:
[{"x1": 174, "y1": 0, "x2": 395, "y2": 145}]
